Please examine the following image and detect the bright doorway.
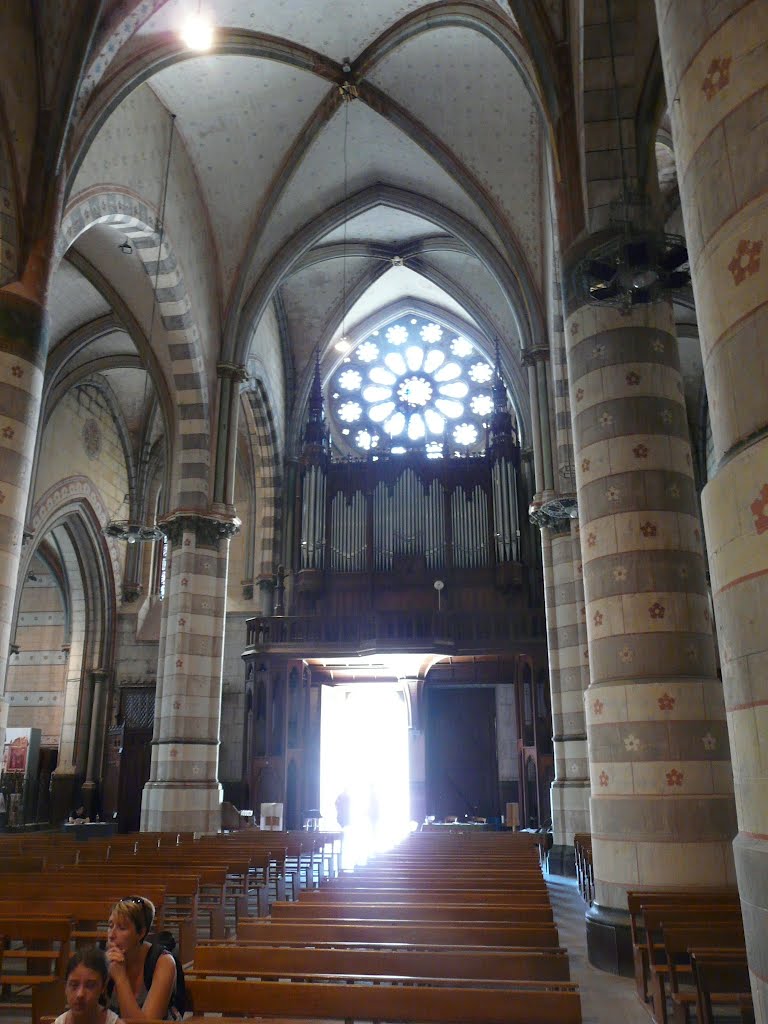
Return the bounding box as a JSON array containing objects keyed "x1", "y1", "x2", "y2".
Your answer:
[{"x1": 320, "y1": 682, "x2": 411, "y2": 867}]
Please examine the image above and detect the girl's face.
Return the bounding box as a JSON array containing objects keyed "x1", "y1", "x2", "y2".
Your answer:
[
  {"x1": 107, "y1": 911, "x2": 141, "y2": 952},
  {"x1": 66, "y1": 964, "x2": 105, "y2": 1019}
]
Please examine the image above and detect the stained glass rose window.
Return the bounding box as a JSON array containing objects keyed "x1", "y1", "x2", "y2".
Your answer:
[{"x1": 330, "y1": 316, "x2": 499, "y2": 456}]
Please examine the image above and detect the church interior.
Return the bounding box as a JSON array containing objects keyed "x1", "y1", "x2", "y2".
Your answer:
[{"x1": 0, "y1": 0, "x2": 766, "y2": 1013}]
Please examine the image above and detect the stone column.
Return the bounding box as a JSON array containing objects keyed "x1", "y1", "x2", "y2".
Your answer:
[
  {"x1": 0, "y1": 292, "x2": 47, "y2": 751},
  {"x1": 655, "y1": 2, "x2": 768, "y2": 1013},
  {"x1": 81, "y1": 668, "x2": 109, "y2": 815},
  {"x1": 544, "y1": 520, "x2": 591, "y2": 875},
  {"x1": 140, "y1": 510, "x2": 239, "y2": 833},
  {"x1": 564, "y1": 287, "x2": 736, "y2": 973},
  {"x1": 402, "y1": 677, "x2": 425, "y2": 824}
]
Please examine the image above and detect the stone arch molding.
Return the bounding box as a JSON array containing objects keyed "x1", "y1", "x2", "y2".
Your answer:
[
  {"x1": 27, "y1": 476, "x2": 123, "y2": 595},
  {"x1": 243, "y1": 375, "x2": 283, "y2": 583},
  {"x1": 57, "y1": 191, "x2": 210, "y2": 510}
]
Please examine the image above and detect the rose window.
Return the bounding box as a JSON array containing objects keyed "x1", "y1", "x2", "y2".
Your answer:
[{"x1": 330, "y1": 316, "x2": 503, "y2": 456}]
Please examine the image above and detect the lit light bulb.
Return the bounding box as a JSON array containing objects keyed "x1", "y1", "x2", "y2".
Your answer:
[
  {"x1": 335, "y1": 336, "x2": 351, "y2": 353},
  {"x1": 181, "y1": 11, "x2": 214, "y2": 51}
]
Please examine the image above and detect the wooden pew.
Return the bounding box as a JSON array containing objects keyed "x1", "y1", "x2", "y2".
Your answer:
[
  {"x1": 661, "y1": 926, "x2": 747, "y2": 1024},
  {"x1": 690, "y1": 949, "x2": 754, "y2": 1024},
  {"x1": 238, "y1": 919, "x2": 561, "y2": 947},
  {"x1": 627, "y1": 888, "x2": 740, "y2": 1001},
  {"x1": 0, "y1": 916, "x2": 71, "y2": 1010},
  {"x1": 269, "y1": 900, "x2": 554, "y2": 923},
  {"x1": 642, "y1": 907, "x2": 743, "y2": 1024},
  {"x1": 190, "y1": 941, "x2": 571, "y2": 982},
  {"x1": 184, "y1": 976, "x2": 582, "y2": 1024}
]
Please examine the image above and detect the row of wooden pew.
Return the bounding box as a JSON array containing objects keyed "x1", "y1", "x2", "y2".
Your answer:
[
  {"x1": 182, "y1": 829, "x2": 582, "y2": 1024},
  {"x1": 0, "y1": 827, "x2": 340, "y2": 1021}
]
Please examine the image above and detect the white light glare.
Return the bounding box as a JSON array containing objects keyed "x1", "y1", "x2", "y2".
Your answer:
[
  {"x1": 181, "y1": 11, "x2": 215, "y2": 51},
  {"x1": 335, "y1": 336, "x2": 352, "y2": 353}
]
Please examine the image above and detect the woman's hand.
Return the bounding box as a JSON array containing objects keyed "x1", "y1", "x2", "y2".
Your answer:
[{"x1": 105, "y1": 946, "x2": 127, "y2": 980}]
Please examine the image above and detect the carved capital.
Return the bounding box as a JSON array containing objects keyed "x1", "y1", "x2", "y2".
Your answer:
[
  {"x1": 216, "y1": 361, "x2": 249, "y2": 383},
  {"x1": 521, "y1": 345, "x2": 550, "y2": 367},
  {"x1": 160, "y1": 510, "x2": 241, "y2": 549}
]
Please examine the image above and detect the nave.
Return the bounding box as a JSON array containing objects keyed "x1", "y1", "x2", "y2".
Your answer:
[{"x1": 0, "y1": 827, "x2": 752, "y2": 1024}]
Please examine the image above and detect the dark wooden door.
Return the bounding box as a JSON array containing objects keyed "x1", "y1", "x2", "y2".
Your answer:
[
  {"x1": 425, "y1": 687, "x2": 499, "y2": 821},
  {"x1": 118, "y1": 728, "x2": 152, "y2": 833}
]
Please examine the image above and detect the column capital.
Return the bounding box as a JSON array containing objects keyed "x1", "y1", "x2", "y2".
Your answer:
[
  {"x1": 521, "y1": 345, "x2": 550, "y2": 367},
  {"x1": 159, "y1": 509, "x2": 241, "y2": 548},
  {"x1": 216, "y1": 361, "x2": 249, "y2": 383}
]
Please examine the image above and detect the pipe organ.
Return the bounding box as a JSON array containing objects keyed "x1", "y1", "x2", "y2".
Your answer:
[{"x1": 297, "y1": 451, "x2": 521, "y2": 578}]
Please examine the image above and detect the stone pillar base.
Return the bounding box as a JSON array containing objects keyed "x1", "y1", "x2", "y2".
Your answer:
[
  {"x1": 140, "y1": 780, "x2": 223, "y2": 834},
  {"x1": 585, "y1": 903, "x2": 634, "y2": 976},
  {"x1": 547, "y1": 843, "x2": 576, "y2": 877}
]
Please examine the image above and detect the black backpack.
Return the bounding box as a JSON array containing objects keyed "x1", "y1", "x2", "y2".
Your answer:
[{"x1": 144, "y1": 931, "x2": 187, "y2": 1017}]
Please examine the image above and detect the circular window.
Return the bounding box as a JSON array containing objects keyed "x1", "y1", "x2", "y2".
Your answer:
[{"x1": 330, "y1": 316, "x2": 500, "y2": 457}]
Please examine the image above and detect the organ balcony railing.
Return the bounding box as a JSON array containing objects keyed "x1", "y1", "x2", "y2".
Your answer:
[{"x1": 244, "y1": 609, "x2": 546, "y2": 657}]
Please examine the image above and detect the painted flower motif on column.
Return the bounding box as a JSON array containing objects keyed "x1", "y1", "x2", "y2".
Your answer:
[
  {"x1": 702, "y1": 732, "x2": 717, "y2": 751},
  {"x1": 666, "y1": 768, "x2": 684, "y2": 786},
  {"x1": 2, "y1": 426, "x2": 14, "y2": 439},
  {"x1": 173, "y1": 700, "x2": 181, "y2": 710},
  {"x1": 598, "y1": 770, "x2": 609, "y2": 787},
  {"x1": 619, "y1": 645, "x2": 634, "y2": 663},
  {"x1": 592, "y1": 344, "x2": 606, "y2": 357},
  {"x1": 658, "y1": 692, "x2": 676, "y2": 711},
  {"x1": 613, "y1": 566, "x2": 628, "y2": 582},
  {"x1": 0, "y1": 492, "x2": 5, "y2": 504},
  {"x1": 592, "y1": 698, "x2": 604, "y2": 716},
  {"x1": 640, "y1": 520, "x2": 657, "y2": 537},
  {"x1": 576, "y1": 387, "x2": 584, "y2": 402},
  {"x1": 651, "y1": 337, "x2": 665, "y2": 353},
  {"x1": 701, "y1": 56, "x2": 731, "y2": 100},
  {"x1": 175, "y1": 658, "x2": 183, "y2": 668},
  {"x1": 624, "y1": 734, "x2": 641, "y2": 751},
  {"x1": 606, "y1": 485, "x2": 620, "y2": 502},
  {"x1": 625, "y1": 371, "x2": 641, "y2": 386},
  {"x1": 728, "y1": 239, "x2": 763, "y2": 285},
  {"x1": 599, "y1": 411, "x2": 613, "y2": 428},
  {"x1": 179, "y1": 617, "x2": 186, "y2": 626},
  {"x1": 180, "y1": 577, "x2": 189, "y2": 586},
  {"x1": 570, "y1": 322, "x2": 580, "y2": 336},
  {"x1": 10, "y1": 366, "x2": 23, "y2": 378},
  {"x1": 633, "y1": 444, "x2": 649, "y2": 459},
  {"x1": 583, "y1": 648, "x2": 589, "y2": 661},
  {"x1": 660, "y1": 408, "x2": 673, "y2": 424},
  {"x1": 593, "y1": 610, "x2": 604, "y2": 626},
  {"x1": 649, "y1": 602, "x2": 666, "y2": 620},
  {"x1": 587, "y1": 532, "x2": 597, "y2": 547},
  {"x1": 582, "y1": 458, "x2": 591, "y2": 472},
  {"x1": 669, "y1": 484, "x2": 681, "y2": 498},
  {"x1": 749, "y1": 483, "x2": 768, "y2": 534},
  {"x1": 169, "y1": 748, "x2": 178, "y2": 759},
  {"x1": 183, "y1": 538, "x2": 191, "y2": 546}
]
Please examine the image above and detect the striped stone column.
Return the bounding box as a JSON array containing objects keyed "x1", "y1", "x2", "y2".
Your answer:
[
  {"x1": 564, "y1": 289, "x2": 737, "y2": 972},
  {"x1": 0, "y1": 291, "x2": 46, "y2": 744},
  {"x1": 141, "y1": 511, "x2": 238, "y2": 833},
  {"x1": 655, "y1": 2, "x2": 768, "y2": 1013},
  {"x1": 544, "y1": 519, "x2": 591, "y2": 874}
]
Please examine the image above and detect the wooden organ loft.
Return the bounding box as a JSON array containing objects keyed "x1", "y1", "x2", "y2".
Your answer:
[{"x1": 242, "y1": 353, "x2": 553, "y2": 831}]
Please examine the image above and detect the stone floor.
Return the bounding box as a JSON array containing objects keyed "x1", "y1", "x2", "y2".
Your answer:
[{"x1": 546, "y1": 873, "x2": 651, "y2": 1024}]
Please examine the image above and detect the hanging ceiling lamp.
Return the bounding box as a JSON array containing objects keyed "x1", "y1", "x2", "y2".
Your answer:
[
  {"x1": 180, "y1": 1, "x2": 214, "y2": 51},
  {"x1": 576, "y1": 0, "x2": 689, "y2": 310},
  {"x1": 104, "y1": 114, "x2": 176, "y2": 545},
  {"x1": 334, "y1": 64, "x2": 357, "y2": 354}
]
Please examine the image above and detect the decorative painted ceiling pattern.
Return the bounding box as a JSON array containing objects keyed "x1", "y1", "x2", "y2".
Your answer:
[
  {"x1": 150, "y1": 55, "x2": 329, "y2": 292},
  {"x1": 368, "y1": 26, "x2": 543, "y2": 281},
  {"x1": 138, "y1": 0, "x2": 438, "y2": 62},
  {"x1": 243, "y1": 101, "x2": 507, "y2": 302},
  {"x1": 48, "y1": 261, "x2": 111, "y2": 347}
]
